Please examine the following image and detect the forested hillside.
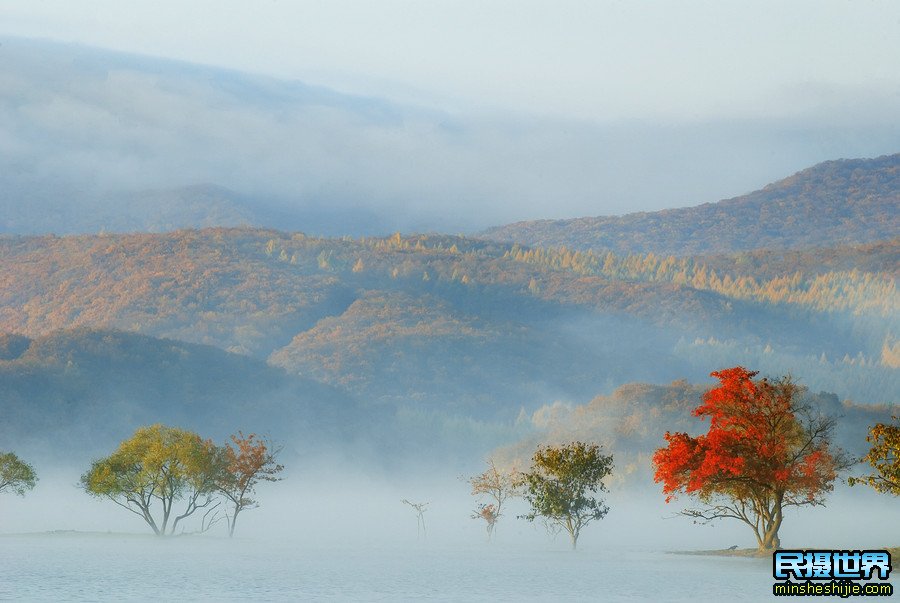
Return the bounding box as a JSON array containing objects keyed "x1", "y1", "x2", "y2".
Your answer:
[
  {"x1": 0, "y1": 228, "x2": 895, "y2": 416},
  {"x1": 482, "y1": 154, "x2": 900, "y2": 255}
]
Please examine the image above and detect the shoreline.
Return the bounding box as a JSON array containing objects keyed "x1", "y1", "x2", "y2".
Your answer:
[{"x1": 668, "y1": 548, "x2": 768, "y2": 558}]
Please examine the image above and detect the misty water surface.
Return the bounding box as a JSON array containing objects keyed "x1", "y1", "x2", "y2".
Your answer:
[
  {"x1": 2, "y1": 473, "x2": 896, "y2": 601},
  {"x1": 0, "y1": 535, "x2": 787, "y2": 602}
]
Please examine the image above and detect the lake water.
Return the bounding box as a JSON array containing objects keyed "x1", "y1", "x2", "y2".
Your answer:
[{"x1": 0, "y1": 534, "x2": 804, "y2": 602}]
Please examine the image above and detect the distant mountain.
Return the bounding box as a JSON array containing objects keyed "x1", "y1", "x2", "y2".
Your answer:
[
  {"x1": 0, "y1": 228, "x2": 895, "y2": 414},
  {"x1": 0, "y1": 36, "x2": 470, "y2": 236},
  {"x1": 3, "y1": 37, "x2": 899, "y2": 236},
  {"x1": 481, "y1": 154, "x2": 900, "y2": 255},
  {"x1": 0, "y1": 184, "x2": 256, "y2": 235}
]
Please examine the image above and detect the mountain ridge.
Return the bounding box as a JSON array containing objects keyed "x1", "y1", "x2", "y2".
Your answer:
[{"x1": 481, "y1": 153, "x2": 900, "y2": 255}]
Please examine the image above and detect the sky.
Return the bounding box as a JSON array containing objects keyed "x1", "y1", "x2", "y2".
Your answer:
[
  {"x1": 1, "y1": 1, "x2": 898, "y2": 231},
  {"x1": 3, "y1": 0, "x2": 899, "y2": 122}
]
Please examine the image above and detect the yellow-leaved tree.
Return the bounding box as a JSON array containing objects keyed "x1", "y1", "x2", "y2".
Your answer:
[
  {"x1": 849, "y1": 416, "x2": 900, "y2": 496},
  {"x1": 81, "y1": 424, "x2": 225, "y2": 536}
]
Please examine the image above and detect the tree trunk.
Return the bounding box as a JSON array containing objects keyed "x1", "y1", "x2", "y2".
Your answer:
[
  {"x1": 229, "y1": 507, "x2": 240, "y2": 538},
  {"x1": 759, "y1": 521, "x2": 782, "y2": 551},
  {"x1": 161, "y1": 495, "x2": 172, "y2": 535},
  {"x1": 758, "y1": 496, "x2": 784, "y2": 552},
  {"x1": 139, "y1": 505, "x2": 161, "y2": 536},
  {"x1": 566, "y1": 518, "x2": 578, "y2": 550}
]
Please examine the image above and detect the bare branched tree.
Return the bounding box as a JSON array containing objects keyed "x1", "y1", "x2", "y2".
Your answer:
[
  {"x1": 402, "y1": 499, "x2": 429, "y2": 540},
  {"x1": 468, "y1": 458, "x2": 520, "y2": 540}
]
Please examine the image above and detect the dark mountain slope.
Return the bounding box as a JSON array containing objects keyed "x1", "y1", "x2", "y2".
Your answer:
[{"x1": 0, "y1": 328, "x2": 364, "y2": 458}]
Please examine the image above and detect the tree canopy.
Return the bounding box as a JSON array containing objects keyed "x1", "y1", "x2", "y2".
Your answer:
[
  {"x1": 849, "y1": 416, "x2": 900, "y2": 496},
  {"x1": 0, "y1": 452, "x2": 37, "y2": 497},
  {"x1": 81, "y1": 424, "x2": 224, "y2": 536},
  {"x1": 520, "y1": 441, "x2": 613, "y2": 549},
  {"x1": 216, "y1": 432, "x2": 283, "y2": 537},
  {"x1": 653, "y1": 367, "x2": 847, "y2": 551}
]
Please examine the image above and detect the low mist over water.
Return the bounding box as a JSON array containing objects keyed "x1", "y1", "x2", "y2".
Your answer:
[
  {"x1": 4, "y1": 461, "x2": 897, "y2": 546},
  {"x1": 2, "y1": 471, "x2": 896, "y2": 601}
]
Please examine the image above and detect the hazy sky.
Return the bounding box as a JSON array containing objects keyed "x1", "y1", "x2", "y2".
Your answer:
[
  {"x1": 1, "y1": 2, "x2": 898, "y2": 231},
  {"x1": 3, "y1": 0, "x2": 899, "y2": 122}
]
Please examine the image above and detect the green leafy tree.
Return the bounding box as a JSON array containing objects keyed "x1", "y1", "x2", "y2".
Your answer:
[
  {"x1": 849, "y1": 416, "x2": 899, "y2": 496},
  {"x1": 81, "y1": 424, "x2": 226, "y2": 536},
  {"x1": 0, "y1": 452, "x2": 37, "y2": 496},
  {"x1": 520, "y1": 442, "x2": 614, "y2": 549}
]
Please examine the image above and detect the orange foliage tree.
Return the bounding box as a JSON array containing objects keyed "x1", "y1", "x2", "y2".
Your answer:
[
  {"x1": 652, "y1": 367, "x2": 847, "y2": 551},
  {"x1": 217, "y1": 432, "x2": 284, "y2": 537}
]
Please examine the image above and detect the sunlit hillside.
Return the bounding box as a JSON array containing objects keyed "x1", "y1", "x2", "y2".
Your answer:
[
  {"x1": 0, "y1": 228, "x2": 895, "y2": 422},
  {"x1": 483, "y1": 154, "x2": 900, "y2": 255}
]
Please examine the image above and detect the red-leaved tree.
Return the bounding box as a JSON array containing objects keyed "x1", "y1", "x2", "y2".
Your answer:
[{"x1": 652, "y1": 367, "x2": 847, "y2": 551}]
